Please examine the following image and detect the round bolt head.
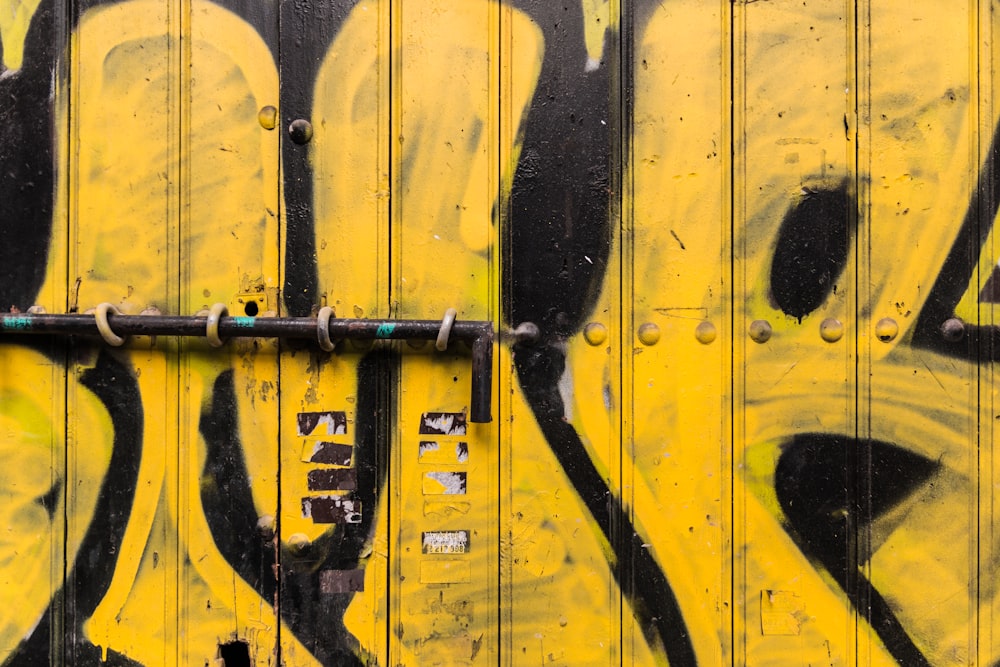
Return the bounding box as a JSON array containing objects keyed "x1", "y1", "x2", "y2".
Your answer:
[
  {"x1": 637, "y1": 322, "x2": 660, "y2": 346},
  {"x1": 748, "y1": 319, "x2": 772, "y2": 343},
  {"x1": 289, "y1": 118, "x2": 313, "y2": 144},
  {"x1": 940, "y1": 317, "x2": 965, "y2": 342},
  {"x1": 258, "y1": 105, "x2": 277, "y2": 130},
  {"x1": 256, "y1": 515, "x2": 275, "y2": 540},
  {"x1": 875, "y1": 317, "x2": 899, "y2": 342},
  {"x1": 511, "y1": 321, "x2": 541, "y2": 344},
  {"x1": 286, "y1": 532, "x2": 311, "y2": 553},
  {"x1": 583, "y1": 322, "x2": 608, "y2": 346},
  {"x1": 694, "y1": 321, "x2": 717, "y2": 344},
  {"x1": 819, "y1": 318, "x2": 844, "y2": 342}
]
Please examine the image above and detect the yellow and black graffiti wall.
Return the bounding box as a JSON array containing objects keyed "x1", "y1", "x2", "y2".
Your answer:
[{"x1": 1, "y1": 0, "x2": 998, "y2": 664}]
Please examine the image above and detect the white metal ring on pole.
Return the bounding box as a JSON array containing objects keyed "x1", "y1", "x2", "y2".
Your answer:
[
  {"x1": 436, "y1": 308, "x2": 458, "y2": 351},
  {"x1": 206, "y1": 302, "x2": 228, "y2": 348},
  {"x1": 317, "y1": 306, "x2": 336, "y2": 351},
  {"x1": 95, "y1": 302, "x2": 127, "y2": 346}
]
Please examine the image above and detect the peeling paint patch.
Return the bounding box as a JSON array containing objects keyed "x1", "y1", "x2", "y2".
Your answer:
[
  {"x1": 423, "y1": 471, "x2": 467, "y2": 495},
  {"x1": 423, "y1": 501, "x2": 472, "y2": 517},
  {"x1": 422, "y1": 530, "x2": 470, "y2": 554},
  {"x1": 418, "y1": 440, "x2": 469, "y2": 464},
  {"x1": 420, "y1": 560, "x2": 471, "y2": 584},
  {"x1": 302, "y1": 496, "x2": 361, "y2": 524},
  {"x1": 306, "y1": 441, "x2": 353, "y2": 465},
  {"x1": 319, "y1": 569, "x2": 365, "y2": 594},
  {"x1": 297, "y1": 410, "x2": 347, "y2": 436},
  {"x1": 418, "y1": 440, "x2": 441, "y2": 459},
  {"x1": 419, "y1": 411, "x2": 467, "y2": 435},
  {"x1": 760, "y1": 590, "x2": 803, "y2": 635},
  {"x1": 307, "y1": 468, "x2": 357, "y2": 491}
]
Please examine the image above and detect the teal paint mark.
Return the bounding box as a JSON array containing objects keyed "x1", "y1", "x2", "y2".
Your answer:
[
  {"x1": 375, "y1": 323, "x2": 396, "y2": 338},
  {"x1": 1, "y1": 316, "x2": 32, "y2": 330},
  {"x1": 232, "y1": 317, "x2": 256, "y2": 328}
]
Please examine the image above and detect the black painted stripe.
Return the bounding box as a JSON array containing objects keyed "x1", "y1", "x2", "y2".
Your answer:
[
  {"x1": 7, "y1": 352, "x2": 144, "y2": 665},
  {"x1": 912, "y1": 115, "x2": 1000, "y2": 357},
  {"x1": 504, "y1": 0, "x2": 613, "y2": 340},
  {"x1": 201, "y1": 350, "x2": 393, "y2": 665},
  {"x1": 279, "y1": 0, "x2": 360, "y2": 317},
  {"x1": 513, "y1": 343, "x2": 697, "y2": 665}
]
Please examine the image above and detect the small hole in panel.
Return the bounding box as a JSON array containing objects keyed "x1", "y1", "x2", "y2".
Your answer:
[
  {"x1": 244, "y1": 300, "x2": 259, "y2": 317},
  {"x1": 218, "y1": 640, "x2": 251, "y2": 667}
]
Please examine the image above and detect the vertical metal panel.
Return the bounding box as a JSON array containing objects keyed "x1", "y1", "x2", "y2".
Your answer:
[
  {"x1": 279, "y1": 1, "x2": 387, "y2": 664},
  {"x1": 503, "y1": 0, "x2": 628, "y2": 664},
  {"x1": 860, "y1": 4, "x2": 979, "y2": 665},
  {"x1": 734, "y1": 1, "x2": 860, "y2": 663},
  {"x1": 390, "y1": 2, "x2": 498, "y2": 663},
  {"x1": 625, "y1": 1, "x2": 728, "y2": 663}
]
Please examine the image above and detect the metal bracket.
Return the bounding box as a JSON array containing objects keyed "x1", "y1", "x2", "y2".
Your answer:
[{"x1": 1, "y1": 309, "x2": 494, "y2": 423}]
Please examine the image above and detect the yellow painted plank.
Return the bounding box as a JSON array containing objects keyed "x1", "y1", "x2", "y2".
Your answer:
[{"x1": 734, "y1": 1, "x2": 867, "y2": 664}]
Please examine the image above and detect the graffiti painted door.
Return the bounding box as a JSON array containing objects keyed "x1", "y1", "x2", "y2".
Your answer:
[{"x1": 5, "y1": 0, "x2": 1000, "y2": 665}]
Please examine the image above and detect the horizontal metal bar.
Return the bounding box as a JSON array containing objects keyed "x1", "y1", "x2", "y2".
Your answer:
[{"x1": 1, "y1": 312, "x2": 494, "y2": 423}]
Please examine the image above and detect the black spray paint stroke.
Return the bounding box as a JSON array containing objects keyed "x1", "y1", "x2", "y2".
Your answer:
[
  {"x1": 503, "y1": 1, "x2": 695, "y2": 662},
  {"x1": 769, "y1": 185, "x2": 854, "y2": 322},
  {"x1": 912, "y1": 115, "x2": 1000, "y2": 357},
  {"x1": 201, "y1": 351, "x2": 392, "y2": 666},
  {"x1": 513, "y1": 343, "x2": 697, "y2": 665},
  {"x1": 775, "y1": 435, "x2": 938, "y2": 667},
  {"x1": 504, "y1": 0, "x2": 613, "y2": 338},
  {"x1": 0, "y1": 0, "x2": 55, "y2": 313},
  {"x1": 280, "y1": 0, "x2": 360, "y2": 317},
  {"x1": 5, "y1": 350, "x2": 143, "y2": 666}
]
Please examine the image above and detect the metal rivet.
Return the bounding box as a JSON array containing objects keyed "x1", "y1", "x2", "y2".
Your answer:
[
  {"x1": 258, "y1": 105, "x2": 277, "y2": 130},
  {"x1": 508, "y1": 321, "x2": 540, "y2": 345},
  {"x1": 287, "y1": 532, "x2": 311, "y2": 553},
  {"x1": 941, "y1": 317, "x2": 965, "y2": 342},
  {"x1": 637, "y1": 322, "x2": 660, "y2": 346},
  {"x1": 583, "y1": 322, "x2": 608, "y2": 346},
  {"x1": 257, "y1": 515, "x2": 275, "y2": 540},
  {"x1": 407, "y1": 338, "x2": 429, "y2": 349},
  {"x1": 748, "y1": 319, "x2": 772, "y2": 343},
  {"x1": 289, "y1": 118, "x2": 313, "y2": 144},
  {"x1": 875, "y1": 317, "x2": 899, "y2": 342},
  {"x1": 819, "y1": 318, "x2": 844, "y2": 342},
  {"x1": 694, "y1": 321, "x2": 716, "y2": 344}
]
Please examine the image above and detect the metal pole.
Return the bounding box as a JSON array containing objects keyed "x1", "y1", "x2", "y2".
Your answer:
[{"x1": 1, "y1": 311, "x2": 494, "y2": 423}]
